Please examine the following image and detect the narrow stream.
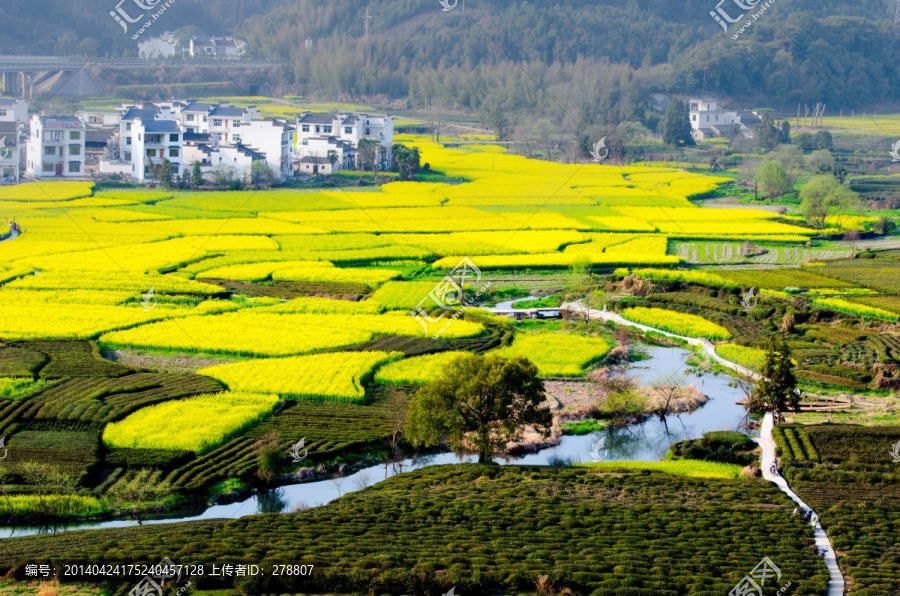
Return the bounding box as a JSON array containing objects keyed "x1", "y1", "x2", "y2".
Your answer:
[{"x1": 1, "y1": 345, "x2": 750, "y2": 538}]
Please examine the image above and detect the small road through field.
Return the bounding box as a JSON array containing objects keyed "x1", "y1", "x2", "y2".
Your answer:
[
  {"x1": 562, "y1": 300, "x2": 847, "y2": 595},
  {"x1": 0, "y1": 225, "x2": 18, "y2": 243}
]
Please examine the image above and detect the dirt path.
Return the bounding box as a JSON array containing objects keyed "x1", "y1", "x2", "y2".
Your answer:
[
  {"x1": 0, "y1": 225, "x2": 19, "y2": 243},
  {"x1": 560, "y1": 300, "x2": 758, "y2": 377},
  {"x1": 758, "y1": 413, "x2": 845, "y2": 595},
  {"x1": 562, "y1": 299, "x2": 846, "y2": 594}
]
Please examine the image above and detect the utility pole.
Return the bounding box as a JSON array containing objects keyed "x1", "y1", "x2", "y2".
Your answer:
[{"x1": 363, "y1": 6, "x2": 373, "y2": 40}]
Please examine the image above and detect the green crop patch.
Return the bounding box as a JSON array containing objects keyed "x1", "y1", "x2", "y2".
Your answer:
[{"x1": 774, "y1": 424, "x2": 900, "y2": 595}]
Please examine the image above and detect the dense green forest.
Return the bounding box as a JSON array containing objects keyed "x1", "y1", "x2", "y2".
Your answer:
[{"x1": 2, "y1": 0, "x2": 899, "y2": 118}]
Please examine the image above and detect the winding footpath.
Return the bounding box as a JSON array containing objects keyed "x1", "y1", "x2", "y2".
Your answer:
[
  {"x1": 759, "y1": 413, "x2": 845, "y2": 596},
  {"x1": 560, "y1": 300, "x2": 846, "y2": 595},
  {"x1": 0, "y1": 224, "x2": 19, "y2": 243}
]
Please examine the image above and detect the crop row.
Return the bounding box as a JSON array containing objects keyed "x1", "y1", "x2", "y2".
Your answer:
[
  {"x1": 103, "y1": 392, "x2": 280, "y2": 453},
  {"x1": 198, "y1": 352, "x2": 402, "y2": 402},
  {"x1": 166, "y1": 386, "x2": 412, "y2": 489},
  {"x1": 0, "y1": 466, "x2": 828, "y2": 595},
  {"x1": 620, "y1": 307, "x2": 732, "y2": 341}
]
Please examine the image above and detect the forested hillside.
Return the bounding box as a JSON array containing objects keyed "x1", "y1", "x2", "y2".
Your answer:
[{"x1": 2, "y1": 0, "x2": 899, "y2": 117}]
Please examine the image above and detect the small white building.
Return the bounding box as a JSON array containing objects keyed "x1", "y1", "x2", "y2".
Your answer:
[
  {"x1": 26, "y1": 115, "x2": 85, "y2": 179},
  {"x1": 208, "y1": 144, "x2": 266, "y2": 180},
  {"x1": 688, "y1": 98, "x2": 759, "y2": 142},
  {"x1": 0, "y1": 121, "x2": 19, "y2": 182},
  {"x1": 189, "y1": 37, "x2": 246, "y2": 60},
  {"x1": 238, "y1": 119, "x2": 295, "y2": 181},
  {"x1": 297, "y1": 155, "x2": 335, "y2": 176},
  {"x1": 131, "y1": 118, "x2": 183, "y2": 183},
  {"x1": 0, "y1": 99, "x2": 28, "y2": 125},
  {"x1": 138, "y1": 32, "x2": 177, "y2": 59}
]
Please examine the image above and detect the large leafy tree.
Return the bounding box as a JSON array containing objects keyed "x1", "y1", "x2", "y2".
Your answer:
[
  {"x1": 392, "y1": 144, "x2": 421, "y2": 180},
  {"x1": 660, "y1": 99, "x2": 693, "y2": 147},
  {"x1": 755, "y1": 161, "x2": 794, "y2": 202},
  {"x1": 749, "y1": 335, "x2": 800, "y2": 423},
  {"x1": 405, "y1": 354, "x2": 552, "y2": 463},
  {"x1": 799, "y1": 175, "x2": 861, "y2": 229}
]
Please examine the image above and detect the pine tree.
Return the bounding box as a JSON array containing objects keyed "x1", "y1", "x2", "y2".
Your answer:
[{"x1": 749, "y1": 335, "x2": 800, "y2": 423}]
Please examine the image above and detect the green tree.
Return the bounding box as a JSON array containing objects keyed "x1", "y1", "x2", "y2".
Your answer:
[
  {"x1": 326, "y1": 149, "x2": 339, "y2": 172},
  {"x1": 393, "y1": 144, "x2": 421, "y2": 180},
  {"x1": 249, "y1": 160, "x2": 274, "y2": 189},
  {"x1": 794, "y1": 132, "x2": 816, "y2": 151},
  {"x1": 778, "y1": 120, "x2": 791, "y2": 144},
  {"x1": 799, "y1": 175, "x2": 861, "y2": 229},
  {"x1": 754, "y1": 115, "x2": 780, "y2": 151},
  {"x1": 814, "y1": 130, "x2": 833, "y2": 150},
  {"x1": 191, "y1": 160, "x2": 203, "y2": 187},
  {"x1": 755, "y1": 161, "x2": 794, "y2": 202},
  {"x1": 478, "y1": 100, "x2": 510, "y2": 141},
  {"x1": 358, "y1": 139, "x2": 382, "y2": 181},
  {"x1": 254, "y1": 432, "x2": 285, "y2": 485},
  {"x1": 660, "y1": 99, "x2": 693, "y2": 147},
  {"x1": 406, "y1": 354, "x2": 552, "y2": 463},
  {"x1": 159, "y1": 159, "x2": 174, "y2": 189},
  {"x1": 749, "y1": 335, "x2": 799, "y2": 423}
]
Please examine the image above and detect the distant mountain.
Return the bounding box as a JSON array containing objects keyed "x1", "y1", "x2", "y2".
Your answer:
[
  {"x1": 235, "y1": 0, "x2": 899, "y2": 114},
  {"x1": 0, "y1": 0, "x2": 282, "y2": 55},
  {"x1": 3, "y1": 0, "x2": 898, "y2": 118}
]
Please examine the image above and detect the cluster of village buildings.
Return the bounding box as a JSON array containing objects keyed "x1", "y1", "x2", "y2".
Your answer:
[
  {"x1": 137, "y1": 33, "x2": 247, "y2": 61},
  {"x1": 0, "y1": 98, "x2": 394, "y2": 184},
  {"x1": 0, "y1": 95, "x2": 761, "y2": 185}
]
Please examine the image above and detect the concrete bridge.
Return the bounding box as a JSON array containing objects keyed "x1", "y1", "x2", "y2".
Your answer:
[{"x1": 0, "y1": 56, "x2": 285, "y2": 98}]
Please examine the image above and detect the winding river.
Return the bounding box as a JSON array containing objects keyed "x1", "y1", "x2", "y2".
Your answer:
[{"x1": 0, "y1": 344, "x2": 749, "y2": 538}]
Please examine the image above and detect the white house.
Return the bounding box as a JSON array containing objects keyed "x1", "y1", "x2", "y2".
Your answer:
[
  {"x1": 0, "y1": 122, "x2": 19, "y2": 182},
  {"x1": 208, "y1": 144, "x2": 266, "y2": 180},
  {"x1": 189, "y1": 37, "x2": 246, "y2": 60},
  {"x1": 294, "y1": 112, "x2": 393, "y2": 171},
  {"x1": 26, "y1": 115, "x2": 85, "y2": 179},
  {"x1": 131, "y1": 118, "x2": 183, "y2": 183},
  {"x1": 207, "y1": 104, "x2": 259, "y2": 145},
  {"x1": 688, "y1": 98, "x2": 759, "y2": 142},
  {"x1": 0, "y1": 99, "x2": 28, "y2": 125},
  {"x1": 138, "y1": 32, "x2": 177, "y2": 59},
  {"x1": 238, "y1": 119, "x2": 295, "y2": 181}
]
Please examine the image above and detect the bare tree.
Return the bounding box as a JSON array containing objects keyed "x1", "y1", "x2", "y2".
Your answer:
[
  {"x1": 648, "y1": 372, "x2": 686, "y2": 418},
  {"x1": 844, "y1": 229, "x2": 860, "y2": 259},
  {"x1": 330, "y1": 470, "x2": 346, "y2": 497},
  {"x1": 352, "y1": 469, "x2": 372, "y2": 492}
]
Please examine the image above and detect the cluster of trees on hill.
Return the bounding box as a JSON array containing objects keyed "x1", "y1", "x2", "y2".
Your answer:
[
  {"x1": 5, "y1": 0, "x2": 899, "y2": 124},
  {"x1": 237, "y1": 0, "x2": 900, "y2": 119}
]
